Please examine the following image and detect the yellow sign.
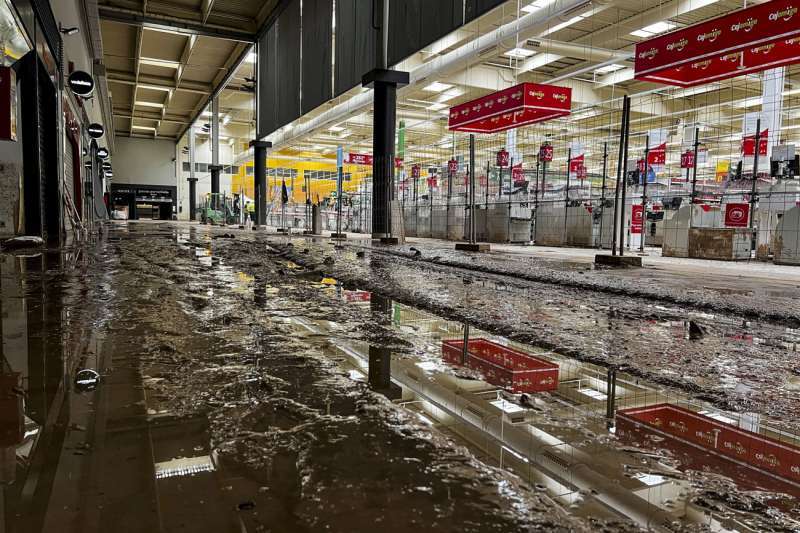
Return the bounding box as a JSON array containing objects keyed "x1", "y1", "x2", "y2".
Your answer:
[{"x1": 715, "y1": 161, "x2": 730, "y2": 182}]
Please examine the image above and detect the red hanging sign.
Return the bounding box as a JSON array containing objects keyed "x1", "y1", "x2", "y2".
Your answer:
[
  {"x1": 648, "y1": 144, "x2": 667, "y2": 165},
  {"x1": 512, "y1": 164, "x2": 524, "y2": 184},
  {"x1": 742, "y1": 129, "x2": 769, "y2": 156},
  {"x1": 448, "y1": 82, "x2": 571, "y2": 133},
  {"x1": 427, "y1": 177, "x2": 438, "y2": 188},
  {"x1": 634, "y1": 0, "x2": 800, "y2": 87},
  {"x1": 637, "y1": 159, "x2": 647, "y2": 173},
  {"x1": 411, "y1": 164, "x2": 421, "y2": 179},
  {"x1": 496, "y1": 149, "x2": 510, "y2": 167},
  {"x1": 346, "y1": 153, "x2": 404, "y2": 168},
  {"x1": 539, "y1": 143, "x2": 553, "y2": 162},
  {"x1": 569, "y1": 154, "x2": 585, "y2": 174},
  {"x1": 576, "y1": 164, "x2": 587, "y2": 180},
  {"x1": 680, "y1": 150, "x2": 696, "y2": 169},
  {"x1": 447, "y1": 159, "x2": 458, "y2": 175},
  {"x1": 631, "y1": 205, "x2": 644, "y2": 234},
  {"x1": 725, "y1": 203, "x2": 750, "y2": 227}
]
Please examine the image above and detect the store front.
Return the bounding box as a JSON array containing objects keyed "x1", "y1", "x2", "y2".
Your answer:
[{"x1": 110, "y1": 184, "x2": 176, "y2": 221}]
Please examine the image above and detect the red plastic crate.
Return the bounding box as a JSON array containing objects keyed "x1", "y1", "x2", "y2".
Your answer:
[
  {"x1": 617, "y1": 403, "x2": 800, "y2": 489},
  {"x1": 442, "y1": 338, "x2": 559, "y2": 393}
]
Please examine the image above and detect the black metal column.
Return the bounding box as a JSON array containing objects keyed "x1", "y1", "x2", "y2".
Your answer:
[
  {"x1": 363, "y1": 69, "x2": 409, "y2": 242},
  {"x1": 210, "y1": 165, "x2": 221, "y2": 197},
  {"x1": 250, "y1": 140, "x2": 271, "y2": 227},
  {"x1": 188, "y1": 178, "x2": 198, "y2": 220}
]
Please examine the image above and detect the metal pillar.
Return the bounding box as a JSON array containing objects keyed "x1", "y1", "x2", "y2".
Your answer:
[
  {"x1": 250, "y1": 140, "x2": 271, "y2": 227},
  {"x1": 616, "y1": 96, "x2": 631, "y2": 257},
  {"x1": 640, "y1": 135, "x2": 649, "y2": 251},
  {"x1": 363, "y1": 69, "x2": 409, "y2": 240},
  {"x1": 598, "y1": 142, "x2": 608, "y2": 248},
  {"x1": 188, "y1": 127, "x2": 197, "y2": 220},
  {"x1": 211, "y1": 97, "x2": 220, "y2": 199},
  {"x1": 749, "y1": 118, "x2": 761, "y2": 232},
  {"x1": 606, "y1": 366, "x2": 618, "y2": 423},
  {"x1": 469, "y1": 135, "x2": 476, "y2": 244},
  {"x1": 564, "y1": 148, "x2": 571, "y2": 242}
]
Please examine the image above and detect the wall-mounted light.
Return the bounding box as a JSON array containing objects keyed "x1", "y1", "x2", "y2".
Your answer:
[{"x1": 59, "y1": 23, "x2": 79, "y2": 36}]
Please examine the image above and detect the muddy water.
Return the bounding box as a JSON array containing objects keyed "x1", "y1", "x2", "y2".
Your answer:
[
  {"x1": 3, "y1": 221, "x2": 800, "y2": 532},
  {"x1": 1, "y1": 223, "x2": 614, "y2": 533},
  {"x1": 251, "y1": 236, "x2": 800, "y2": 434}
]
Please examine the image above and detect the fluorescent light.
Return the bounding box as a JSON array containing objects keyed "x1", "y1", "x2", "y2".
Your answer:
[
  {"x1": 221, "y1": 114, "x2": 231, "y2": 126},
  {"x1": 522, "y1": 0, "x2": 553, "y2": 13},
  {"x1": 734, "y1": 96, "x2": 762, "y2": 108},
  {"x1": 630, "y1": 22, "x2": 677, "y2": 38},
  {"x1": 505, "y1": 47, "x2": 535, "y2": 59},
  {"x1": 139, "y1": 58, "x2": 179, "y2": 69},
  {"x1": 132, "y1": 125, "x2": 157, "y2": 131},
  {"x1": 135, "y1": 101, "x2": 164, "y2": 109},
  {"x1": 245, "y1": 51, "x2": 256, "y2": 63},
  {"x1": 783, "y1": 88, "x2": 800, "y2": 96},
  {"x1": 541, "y1": 15, "x2": 586, "y2": 36},
  {"x1": 329, "y1": 125, "x2": 345, "y2": 132},
  {"x1": 427, "y1": 102, "x2": 448, "y2": 111},
  {"x1": 594, "y1": 63, "x2": 625, "y2": 74},
  {"x1": 423, "y1": 82, "x2": 454, "y2": 93}
]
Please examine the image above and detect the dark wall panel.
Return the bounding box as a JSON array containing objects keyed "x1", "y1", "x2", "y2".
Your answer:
[
  {"x1": 257, "y1": 24, "x2": 278, "y2": 138},
  {"x1": 276, "y1": 0, "x2": 302, "y2": 130},
  {"x1": 301, "y1": 0, "x2": 333, "y2": 114},
  {"x1": 334, "y1": 0, "x2": 377, "y2": 97},
  {"x1": 389, "y1": 0, "x2": 463, "y2": 66},
  {"x1": 465, "y1": 0, "x2": 505, "y2": 22}
]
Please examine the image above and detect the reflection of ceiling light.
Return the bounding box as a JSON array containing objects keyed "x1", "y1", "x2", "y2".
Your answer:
[
  {"x1": 221, "y1": 114, "x2": 231, "y2": 125},
  {"x1": 155, "y1": 456, "x2": 215, "y2": 479},
  {"x1": 594, "y1": 63, "x2": 625, "y2": 74},
  {"x1": 734, "y1": 96, "x2": 762, "y2": 108},
  {"x1": 423, "y1": 81, "x2": 454, "y2": 93},
  {"x1": 783, "y1": 88, "x2": 800, "y2": 96},
  {"x1": 490, "y1": 399, "x2": 525, "y2": 414},
  {"x1": 416, "y1": 361, "x2": 437, "y2": 371},
  {"x1": 245, "y1": 51, "x2": 256, "y2": 63},
  {"x1": 427, "y1": 102, "x2": 448, "y2": 111},
  {"x1": 630, "y1": 22, "x2": 677, "y2": 38},
  {"x1": 505, "y1": 47, "x2": 535, "y2": 59},
  {"x1": 329, "y1": 125, "x2": 345, "y2": 132},
  {"x1": 633, "y1": 473, "x2": 667, "y2": 486}
]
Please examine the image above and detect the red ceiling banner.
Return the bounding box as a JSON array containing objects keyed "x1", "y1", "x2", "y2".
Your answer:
[
  {"x1": 634, "y1": 0, "x2": 800, "y2": 87},
  {"x1": 448, "y1": 82, "x2": 571, "y2": 133}
]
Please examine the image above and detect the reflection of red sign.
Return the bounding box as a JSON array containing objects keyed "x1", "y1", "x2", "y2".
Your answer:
[
  {"x1": 411, "y1": 164, "x2": 421, "y2": 179},
  {"x1": 539, "y1": 144, "x2": 553, "y2": 162},
  {"x1": 680, "y1": 150, "x2": 695, "y2": 169},
  {"x1": 637, "y1": 159, "x2": 646, "y2": 173},
  {"x1": 427, "y1": 176, "x2": 437, "y2": 188},
  {"x1": 512, "y1": 164, "x2": 524, "y2": 183},
  {"x1": 618, "y1": 403, "x2": 800, "y2": 488},
  {"x1": 344, "y1": 290, "x2": 371, "y2": 302},
  {"x1": 631, "y1": 204, "x2": 644, "y2": 233},
  {"x1": 742, "y1": 129, "x2": 769, "y2": 156},
  {"x1": 648, "y1": 143, "x2": 667, "y2": 165},
  {"x1": 448, "y1": 82, "x2": 572, "y2": 133},
  {"x1": 346, "y1": 153, "x2": 404, "y2": 168},
  {"x1": 725, "y1": 203, "x2": 750, "y2": 227},
  {"x1": 634, "y1": 0, "x2": 800, "y2": 87},
  {"x1": 496, "y1": 149, "x2": 510, "y2": 167},
  {"x1": 576, "y1": 165, "x2": 587, "y2": 180},
  {"x1": 447, "y1": 159, "x2": 458, "y2": 174}
]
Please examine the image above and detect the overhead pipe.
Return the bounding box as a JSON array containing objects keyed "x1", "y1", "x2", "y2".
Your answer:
[{"x1": 267, "y1": 0, "x2": 602, "y2": 149}]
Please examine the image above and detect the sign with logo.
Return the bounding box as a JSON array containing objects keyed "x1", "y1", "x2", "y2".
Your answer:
[
  {"x1": 345, "y1": 152, "x2": 403, "y2": 168},
  {"x1": 634, "y1": 0, "x2": 800, "y2": 87},
  {"x1": 680, "y1": 150, "x2": 695, "y2": 169},
  {"x1": 102, "y1": 162, "x2": 112, "y2": 171},
  {"x1": 539, "y1": 143, "x2": 553, "y2": 162},
  {"x1": 448, "y1": 82, "x2": 572, "y2": 133},
  {"x1": 725, "y1": 203, "x2": 750, "y2": 227},
  {"x1": 715, "y1": 160, "x2": 730, "y2": 182},
  {"x1": 447, "y1": 159, "x2": 458, "y2": 175},
  {"x1": 496, "y1": 148, "x2": 510, "y2": 167},
  {"x1": 97, "y1": 147, "x2": 109, "y2": 159},
  {"x1": 68, "y1": 71, "x2": 95, "y2": 97},
  {"x1": 88, "y1": 123, "x2": 105, "y2": 139},
  {"x1": 631, "y1": 204, "x2": 644, "y2": 234}
]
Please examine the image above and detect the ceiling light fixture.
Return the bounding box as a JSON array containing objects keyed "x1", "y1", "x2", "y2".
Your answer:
[
  {"x1": 422, "y1": 82, "x2": 454, "y2": 93},
  {"x1": 630, "y1": 22, "x2": 677, "y2": 38},
  {"x1": 505, "y1": 47, "x2": 535, "y2": 59}
]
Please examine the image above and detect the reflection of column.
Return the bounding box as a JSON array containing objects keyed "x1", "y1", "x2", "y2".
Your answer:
[
  {"x1": 368, "y1": 346, "x2": 391, "y2": 392},
  {"x1": 210, "y1": 97, "x2": 220, "y2": 198}
]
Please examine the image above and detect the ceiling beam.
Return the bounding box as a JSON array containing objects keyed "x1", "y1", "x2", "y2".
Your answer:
[
  {"x1": 131, "y1": 27, "x2": 143, "y2": 136},
  {"x1": 107, "y1": 69, "x2": 212, "y2": 95},
  {"x1": 98, "y1": 5, "x2": 256, "y2": 42},
  {"x1": 201, "y1": 0, "x2": 216, "y2": 24}
]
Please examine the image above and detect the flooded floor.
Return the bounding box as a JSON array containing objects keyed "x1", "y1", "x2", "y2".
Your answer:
[{"x1": 1, "y1": 221, "x2": 798, "y2": 532}]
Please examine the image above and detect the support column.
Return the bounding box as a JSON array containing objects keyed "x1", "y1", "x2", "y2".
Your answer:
[
  {"x1": 188, "y1": 127, "x2": 197, "y2": 220},
  {"x1": 362, "y1": 69, "x2": 409, "y2": 243},
  {"x1": 250, "y1": 140, "x2": 271, "y2": 228},
  {"x1": 211, "y1": 98, "x2": 220, "y2": 198}
]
